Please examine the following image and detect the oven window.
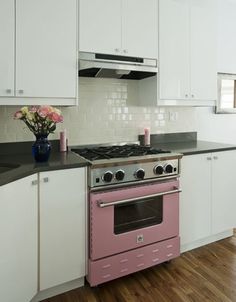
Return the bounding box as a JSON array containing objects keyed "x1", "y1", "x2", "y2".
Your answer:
[{"x1": 114, "y1": 196, "x2": 163, "y2": 234}]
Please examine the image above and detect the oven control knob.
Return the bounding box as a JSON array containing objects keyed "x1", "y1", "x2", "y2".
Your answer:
[
  {"x1": 102, "y1": 171, "x2": 113, "y2": 182},
  {"x1": 165, "y1": 164, "x2": 173, "y2": 174},
  {"x1": 115, "y1": 169, "x2": 125, "y2": 181},
  {"x1": 134, "y1": 168, "x2": 145, "y2": 180},
  {"x1": 154, "y1": 165, "x2": 164, "y2": 175}
]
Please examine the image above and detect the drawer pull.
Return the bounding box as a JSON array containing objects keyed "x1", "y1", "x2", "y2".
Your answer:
[
  {"x1": 137, "y1": 263, "x2": 144, "y2": 268},
  {"x1": 167, "y1": 253, "x2": 173, "y2": 257},
  {"x1": 120, "y1": 268, "x2": 128, "y2": 273},
  {"x1": 152, "y1": 258, "x2": 160, "y2": 262},
  {"x1": 102, "y1": 274, "x2": 111, "y2": 279},
  {"x1": 102, "y1": 264, "x2": 111, "y2": 269},
  {"x1": 167, "y1": 245, "x2": 173, "y2": 249},
  {"x1": 152, "y1": 249, "x2": 159, "y2": 253},
  {"x1": 136, "y1": 254, "x2": 144, "y2": 258},
  {"x1": 120, "y1": 259, "x2": 128, "y2": 263}
]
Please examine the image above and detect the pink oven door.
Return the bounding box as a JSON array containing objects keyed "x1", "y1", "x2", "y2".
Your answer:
[{"x1": 90, "y1": 179, "x2": 180, "y2": 260}]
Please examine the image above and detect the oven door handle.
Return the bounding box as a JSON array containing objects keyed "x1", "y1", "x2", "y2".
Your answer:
[{"x1": 97, "y1": 187, "x2": 182, "y2": 208}]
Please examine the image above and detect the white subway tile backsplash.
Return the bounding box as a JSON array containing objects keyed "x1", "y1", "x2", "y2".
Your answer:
[{"x1": 0, "y1": 78, "x2": 197, "y2": 144}]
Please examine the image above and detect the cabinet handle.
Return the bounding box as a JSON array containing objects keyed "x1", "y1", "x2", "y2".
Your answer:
[
  {"x1": 207, "y1": 157, "x2": 212, "y2": 161},
  {"x1": 191, "y1": 94, "x2": 195, "y2": 98},
  {"x1": 123, "y1": 49, "x2": 128, "y2": 54},
  {"x1": 115, "y1": 48, "x2": 120, "y2": 53},
  {"x1": 185, "y1": 94, "x2": 188, "y2": 98},
  {"x1": 43, "y1": 177, "x2": 49, "y2": 183},
  {"x1": 18, "y1": 89, "x2": 24, "y2": 94},
  {"x1": 31, "y1": 180, "x2": 38, "y2": 186},
  {"x1": 6, "y1": 89, "x2": 12, "y2": 94},
  {"x1": 213, "y1": 156, "x2": 218, "y2": 160}
]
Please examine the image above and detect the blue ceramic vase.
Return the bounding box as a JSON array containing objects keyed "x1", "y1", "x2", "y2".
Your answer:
[{"x1": 32, "y1": 135, "x2": 51, "y2": 162}]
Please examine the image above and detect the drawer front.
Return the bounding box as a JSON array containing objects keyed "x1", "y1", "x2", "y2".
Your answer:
[{"x1": 87, "y1": 236, "x2": 180, "y2": 286}]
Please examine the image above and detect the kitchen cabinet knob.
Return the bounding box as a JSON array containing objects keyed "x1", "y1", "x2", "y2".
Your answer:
[
  {"x1": 115, "y1": 48, "x2": 120, "y2": 53},
  {"x1": 43, "y1": 177, "x2": 49, "y2": 183},
  {"x1": 213, "y1": 156, "x2": 218, "y2": 160},
  {"x1": 191, "y1": 94, "x2": 195, "y2": 98},
  {"x1": 6, "y1": 89, "x2": 12, "y2": 94},
  {"x1": 207, "y1": 157, "x2": 212, "y2": 161},
  {"x1": 185, "y1": 94, "x2": 188, "y2": 98},
  {"x1": 18, "y1": 89, "x2": 24, "y2": 94},
  {"x1": 123, "y1": 49, "x2": 128, "y2": 54},
  {"x1": 31, "y1": 180, "x2": 38, "y2": 186}
]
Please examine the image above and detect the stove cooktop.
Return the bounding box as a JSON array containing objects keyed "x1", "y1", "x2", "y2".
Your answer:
[{"x1": 71, "y1": 144, "x2": 171, "y2": 161}]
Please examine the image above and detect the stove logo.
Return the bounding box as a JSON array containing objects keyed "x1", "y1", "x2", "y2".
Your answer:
[{"x1": 136, "y1": 234, "x2": 144, "y2": 243}]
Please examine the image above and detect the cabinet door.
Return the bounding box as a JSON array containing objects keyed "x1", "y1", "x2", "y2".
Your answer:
[
  {"x1": 217, "y1": 0, "x2": 236, "y2": 74},
  {"x1": 190, "y1": 0, "x2": 217, "y2": 101},
  {"x1": 159, "y1": 0, "x2": 190, "y2": 100},
  {"x1": 16, "y1": 0, "x2": 77, "y2": 98},
  {"x1": 212, "y1": 151, "x2": 236, "y2": 234},
  {"x1": 0, "y1": 175, "x2": 38, "y2": 302},
  {"x1": 79, "y1": 0, "x2": 122, "y2": 55},
  {"x1": 180, "y1": 154, "x2": 212, "y2": 246},
  {"x1": 0, "y1": 0, "x2": 14, "y2": 97},
  {"x1": 122, "y1": 0, "x2": 158, "y2": 58},
  {"x1": 40, "y1": 168, "x2": 86, "y2": 290}
]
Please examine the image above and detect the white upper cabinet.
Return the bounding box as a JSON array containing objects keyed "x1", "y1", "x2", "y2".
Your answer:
[
  {"x1": 159, "y1": 0, "x2": 189, "y2": 100},
  {"x1": 0, "y1": 0, "x2": 14, "y2": 97},
  {"x1": 217, "y1": 0, "x2": 236, "y2": 74},
  {"x1": 79, "y1": 0, "x2": 122, "y2": 55},
  {"x1": 0, "y1": 175, "x2": 38, "y2": 302},
  {"x1": 190, "y1": 0, "x2": 217, "y2": 100},
  {"x1": 159, "y1": 0, "x2": 217, "y2": 103},
  {"x1": 0, "y1": 0, "x2": 78, "y2": 105},
  {"x1": 16, "y1": 0, "x2": 77, "y2": 99},
  {"x1": 79, "y1": 0, "x2": 158, "y2": 59},
  {"x1": 121, "y1": 0, "x2": 158, "y2": 58}
]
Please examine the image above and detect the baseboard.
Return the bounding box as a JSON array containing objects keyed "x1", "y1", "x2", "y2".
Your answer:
[
  {"x1": 31, "y1": 277, "x2": 84, "y2": 302},
  {"x1": 180, "y1": 229, "x2": 234, "y2": 253}
]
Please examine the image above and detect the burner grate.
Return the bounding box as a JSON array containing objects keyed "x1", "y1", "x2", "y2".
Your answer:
[{"x1": 72, "y1": 144, "x2": 171, "y2": 161}]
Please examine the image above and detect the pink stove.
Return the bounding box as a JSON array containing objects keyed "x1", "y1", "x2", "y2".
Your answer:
[{"x1": 72, "y1": 144, "x2": 182, "y2": 286}]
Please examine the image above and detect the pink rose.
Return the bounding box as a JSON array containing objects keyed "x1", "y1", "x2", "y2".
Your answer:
[
  {"x1": 14, "y1": 111, "x2": 23, "y2": 119},
  {"x1": 48, "y1": 112, "x2": 63, "y2": 123},
  {"x1": 37, "y1": 106, "x2": 52, "y2": 118}
]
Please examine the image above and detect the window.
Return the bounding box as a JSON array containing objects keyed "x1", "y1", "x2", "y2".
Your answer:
[{"x1": 217, "y1": 73, "x2": 236, "y2": 113}]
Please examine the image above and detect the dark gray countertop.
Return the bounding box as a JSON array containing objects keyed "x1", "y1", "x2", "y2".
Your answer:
[
  {"x1": 151, "y1": 140, "x2": 236, "y2": 155},
  {"x1": 139, "y1": 132, "x2": 236, "y2": 155},
  {"x1": 0, "y1": 150, "x2": 89, "y2": 186}
]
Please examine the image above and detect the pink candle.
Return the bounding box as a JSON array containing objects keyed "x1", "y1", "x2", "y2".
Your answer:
[
  {"x1": 60, "y1": 130, "x2": 67, "y2": 152},
  {"x1": 144, "y1": 127, "x2": 150, "y2": 145}
]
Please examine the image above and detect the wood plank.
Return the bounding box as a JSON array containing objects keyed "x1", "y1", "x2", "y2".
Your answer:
[{"x1": 43, "y1": 231, "x2": 236, "y2": 302}]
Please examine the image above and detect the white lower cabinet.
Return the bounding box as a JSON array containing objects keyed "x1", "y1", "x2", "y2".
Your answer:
[
  {"x1": 39, "y1": 168, "x2": 86, "y2": 290},
  {"x1": 0, "y1": 175, "x2": 38, "y2": 302},
  {"x1": 180, "y1": 153, "x2": 212, "y2": 246},
  {"x1": 211, "y1": 151, "x2": 236, "y2": 234},
  {"x1": 180, "y1": 150, "x2": 236, "y2": 250},
  {"x1": 0, "y1": 167, "x2": 87, "y2": 302}
]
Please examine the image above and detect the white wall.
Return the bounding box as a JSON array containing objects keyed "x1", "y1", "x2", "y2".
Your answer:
[
  {"x1": 196, "y1": 107, "x2": 236, "y2": 144},
  {"x1": 0, "y1": 78, "x2": 197, "y2": 145}
]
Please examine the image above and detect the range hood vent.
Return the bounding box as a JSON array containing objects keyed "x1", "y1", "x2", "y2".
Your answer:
[{"x1": 79, "y1": 52, "x2": 158, "y2": 80}]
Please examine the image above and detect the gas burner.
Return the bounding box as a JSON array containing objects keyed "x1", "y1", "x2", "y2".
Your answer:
[
  {"x1": 72, "y1": 143, "x2": 182, "y2": 188},
  {"x1": 71, "y1": 144, "x2": 171, "y2": 161}
]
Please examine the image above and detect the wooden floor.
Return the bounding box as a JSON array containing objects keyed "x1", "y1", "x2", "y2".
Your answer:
[{"x1": 43, "y1": 231, "x2": 236, "y2": 302}]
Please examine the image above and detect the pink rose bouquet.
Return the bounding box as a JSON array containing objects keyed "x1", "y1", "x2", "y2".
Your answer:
[{"x1": 14, "y1": 105, "x2": 63, "y2": 137}]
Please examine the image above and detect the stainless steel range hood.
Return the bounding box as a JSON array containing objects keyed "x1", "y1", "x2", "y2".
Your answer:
[{"x1": 79, "y1": 52, "x2": 158, "y2": 80}]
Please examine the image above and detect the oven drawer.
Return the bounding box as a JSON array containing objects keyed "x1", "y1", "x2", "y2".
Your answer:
[{"x1": 87, "y1": 236, "x2": 180, "y2": 286}]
